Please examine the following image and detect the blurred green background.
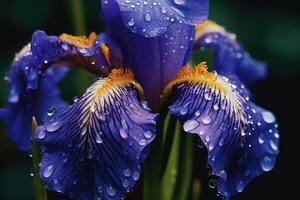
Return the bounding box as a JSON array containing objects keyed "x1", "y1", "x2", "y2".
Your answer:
[{"x1": 0, "y1": 0, "x2": 299, "y2": 199}]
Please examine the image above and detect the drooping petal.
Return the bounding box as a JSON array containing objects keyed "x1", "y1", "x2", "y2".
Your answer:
[
  {"x1": 195, "y1": 21, "x2": 267, "y2": 85},
  {"x1": 0, "y1": 44, "x2": 68, "y2": 151},
  {"x1": 108, "y1": 0, "x2": 208, "y2": 37},
  {"x1": 102, "y1": 0, "x2": 194, "y2": 107},
  {"x1": 164, "y1": 63, "x2": 279, "y2": 198},
  {"x1": 35, "y1": 69, "x2": 157, "y2": 199},
  {"x1": 0, "y1": 31, "x2": 119, "y2": 151}
]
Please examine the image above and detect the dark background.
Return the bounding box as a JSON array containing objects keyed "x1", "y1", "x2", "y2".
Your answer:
[{"x1": 0, "y1": 0, "x2": 299, "y2": 199}]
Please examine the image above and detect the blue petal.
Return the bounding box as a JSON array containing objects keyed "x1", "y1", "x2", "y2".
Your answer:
[
  {"x1": 195, "y1": 21, "x2": 267, "y2": 85},
  {"x1": 105, "y1": 0, "x2": 208, "y2": 37},
  {"x1": 35, "y1": 69, "x2": 158, "y2": 199},
  {"x1": 165, "y1": 64, "x2": 279, "y2": 198},
  {"x1": 102, "y1": 0, "x2": 194, "y2": 106},
  {"x1": 0, "y1": 45, "x2": 67, "y2": 151},
  {"x1": 1, "y1": 30, "x2": 116, "y2": 151}
]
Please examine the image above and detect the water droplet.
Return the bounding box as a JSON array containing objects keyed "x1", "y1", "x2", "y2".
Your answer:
[
  {"x1": 204, "y1": 35, "x2": 213, "y2": 43},
  {"x1": 219, "y1": 139, "x2": 224, "y2": 146},
  {"x1": 213, "y1": 104, "x2": 219, "y2": 111},
  {"x1": 180, "y1": 102, "x2": 190, "y2": 115},
  {"x1": 96, "y1": 133, "x2": 103, "y2": 144},
  {"x1": 143, "y1": 131, "x2": 153, "y2": 139},
  {"x1": 30, "y1": 172, "x2": 34, "y2": 177},
  {"x1": 195, "y1": 110, "x2": 200, "y2": 116},
  {"x1": 261, "y1": 111, "x2": 275, "y2": 123},
  {"x1": 260, "y1": 156, "x2": 274, "y2": 172},
  {"x1": 43, "y1": 60, "x2": 48, "y2": 64},
  {"x1": 270, "y1": 140, "x2": 278, "y2": 151},
  {"x1": 121, "y1": 119, "x2": 128, "y2": 129},
  {"x1": 122, "y1": 179, "x2": 130, "y2": 187},
  {"x1": 62, "y1": 44, "x2": 69, "y2": 50},
  {"x1": 145, "y1": 13, "x2": 152, "y2": 21},
  {"x1": 37, "y1": 130, "x2": 46, "y2": 139},
  {"x1": 274, "y1": 132, "x2": 279, "y2": 139},
  {"x1": 47, "y1": 107, "x2": 56, "y2": 116},
  {"x1": 251, "y1": 108, "x2": 256, "y2": 113},
  {"x1": 139, "y1": 139, "x2": 147, "y2": 146},
  {"x1": 183, "y1": 120, "x2": 199, "y2": 132},
  {"x1": 161, "y1": 7, "x2": 167, "y2": 14},
  {"x1": 197, "y1": 140, "x2": 204, "y2": 148},
  {"x1": 258, "y1": 135, "x2": 264, "y2": 144},
  {"x1": 236, "y1": 181, "x2": 244, "y2": 192},
  {"x1": 205, "y1": 135, "x2": 210, "y2": 142},
  {"x1": 132, "y1": 171, "x2": 140, "y2": 181},
  {"x1": 202, "y1": 116, "x2": 212, "y2": 125},
  {"x1": 174, "y1": 0, "x2": 185, "y2": 5},
  {"x1": 128, "y1": 18, "x2": 135, "y2": 27},
  {"x1": 244, "y1": 169, "x2": 250, "y2": 176},
  {"x1": 119, "y1": 128, "x2": 128, "y2": 139},
  {"x1": 43, "y1": 165, "x2": 55, "y2": 178},
  {"x1": 208, "y1": 144, "x2": 214, "y2": 151},
  {"x1": 106, "y1": 186, "x2": 116, "y2": 197},
  {"x1": 46, "y1": 122, "x2": 63, "y2": 132},
  {"x1": 73, "y1": 96, "x2": 79, "y2": 102},
  {"x1": 208, "y1": 179, "x2": 216, "y2": 188},
  {"x1": 123, "y1": 168, "x2": 131, "y2": 177},
  {"x1": 257, "y1": 122, "x2": 262, "y2": 126},
  {"x1": 204, "y1": 93, "x2": 213, "y2": 100}
]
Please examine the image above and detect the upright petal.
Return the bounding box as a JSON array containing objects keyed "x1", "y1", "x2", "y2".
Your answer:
[
  {"x1": 0, "y1": 30, "x2": 119, "y2": 151},
  {"x1": 195, "y1": 21, "x2": 267, "y2": 84},
  {"x1": 108, "y1": 0, "x2": 208, "y2": 37},
  {"x1": 164, "y1": 63, "x2": 279, "y2": 198},
  {"x1": 35, "y1": 69, "x2": 158, "y2": 199},
  {"x1": 102, "y1": 0, "x2": 194, "y2": 107}
]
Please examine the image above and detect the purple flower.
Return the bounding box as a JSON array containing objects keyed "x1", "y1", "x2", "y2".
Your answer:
[{"x1": 0, "y1": 0, "x2": 279, "y2": 199}]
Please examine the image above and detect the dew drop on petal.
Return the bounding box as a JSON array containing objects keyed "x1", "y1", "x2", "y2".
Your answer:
[
  {"x1": 204, "y1": 93, "x2": 213, "y2": 100},
  {"x1": 236, "y1": 181, "x2": 244, "y2": 193},
  {"x1": 183, "y1": 120, "x2": 199, "y2": 132},
  {"x1": 213, "y1": 104, "x2": 219, "y2": 111},
  {"x1": 258, "y1": 135, "x2": 264, "y2": 144},
  {"x1": 202, "y1": 116, "x2": 212, "y2": 125},
  {"x1": 128, "y1": 18, "x2": 135, "y2": 27},
  {"x1": 106, "y1": 186, "x2": 116, "y2": 197},
  {"x1": 47, "y1": 107, "x2": 56, "y2": 116},
  {"x1": 208, "y1": 179, "x2": 216, "y2": 188},
  {"x1": 270, "y1": 140, "x2": 278, "y2": 151},
  {"x1": 261, "y1": 111, "x2": 276, "y2": 123},
  {"x1": 145, "y1": 13, "x2": 152, "y2": 21},
  {"x1": 43, "y1": 165, "x2": 55, "y2": 178},
  {"x1": 139, "y1": 139, "x2": 147, "y2": 146},
  {"x1": 123, "y1": 168, "x2": 131, "y2": 177},
  {"x1": 96, "y1": 133, "x2": 103, "y2": 144},
  {"x1": 132, "y1": 171, "x2": 140, "y2": 181},
  {"x1": 143, "y1": 131, "x2": 153, "y2": 139},
  {"x1": 260, "y1": 156, "x2": 274, "y2": 172},
  {"x1": 37, "y1": 130, "x2": 46, "y2": 139},
  {"x1": 119, "y1": 128, "x2": 128, "y2": 139},
  {"x1": 73, "y1": 96, "x2": 79, "y2": 103},
  {"x1": 122, "y1": 179, "x2": 130, "y2": 187},
  {"x1": 46, "y1": 122, "x2": 63, "y2": 132}
]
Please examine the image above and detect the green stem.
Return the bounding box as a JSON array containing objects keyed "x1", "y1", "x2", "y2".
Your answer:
[
  {"x1": 32, "y1": 117, "x2": 48, "y2": 200},
  {"x1": 69, "y1": 0, "x2": 90, "y2": 91},
  {"x1": 69, "y1": 0, "x2": 87, "y2": 35}
]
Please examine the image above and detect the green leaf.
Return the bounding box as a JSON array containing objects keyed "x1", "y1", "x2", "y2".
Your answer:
[
  {"x1": 32, "y1": 117, "x2": 48, "y2": 200},
  {"x1": 174, "y1": 135, "x2": 194, "y2": 200},
  {"x1": 160, "y1": 121, "x2": 181, "y2": 200}
]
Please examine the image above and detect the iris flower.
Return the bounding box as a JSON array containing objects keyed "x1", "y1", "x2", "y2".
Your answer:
[{"x1": 0, "y1": 0, "x2": 279, "y2": 199}]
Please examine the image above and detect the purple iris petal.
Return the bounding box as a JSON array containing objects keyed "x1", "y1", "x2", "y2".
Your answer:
[
  {"x1": 35, "y1": 71, "x2": 157, "y2": 199},
  {"x1": 198, "y1": 32, "x2": 267, "y2": 85},
  {"x1": 168, "y1": 67, "x2": 279, "y2": 198},
  {"x1": 0, "y1": 30, "x2": 119, "y2": 151},
  {"x1": 0, "y1": 45, "x2": 67, "y2": 151},
  {"x1": 112, "y1": 0, "x2": 208, "y2": 37},
  {"x1": 102, "y1": 0, "x2": 194, "y2": 106}
]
